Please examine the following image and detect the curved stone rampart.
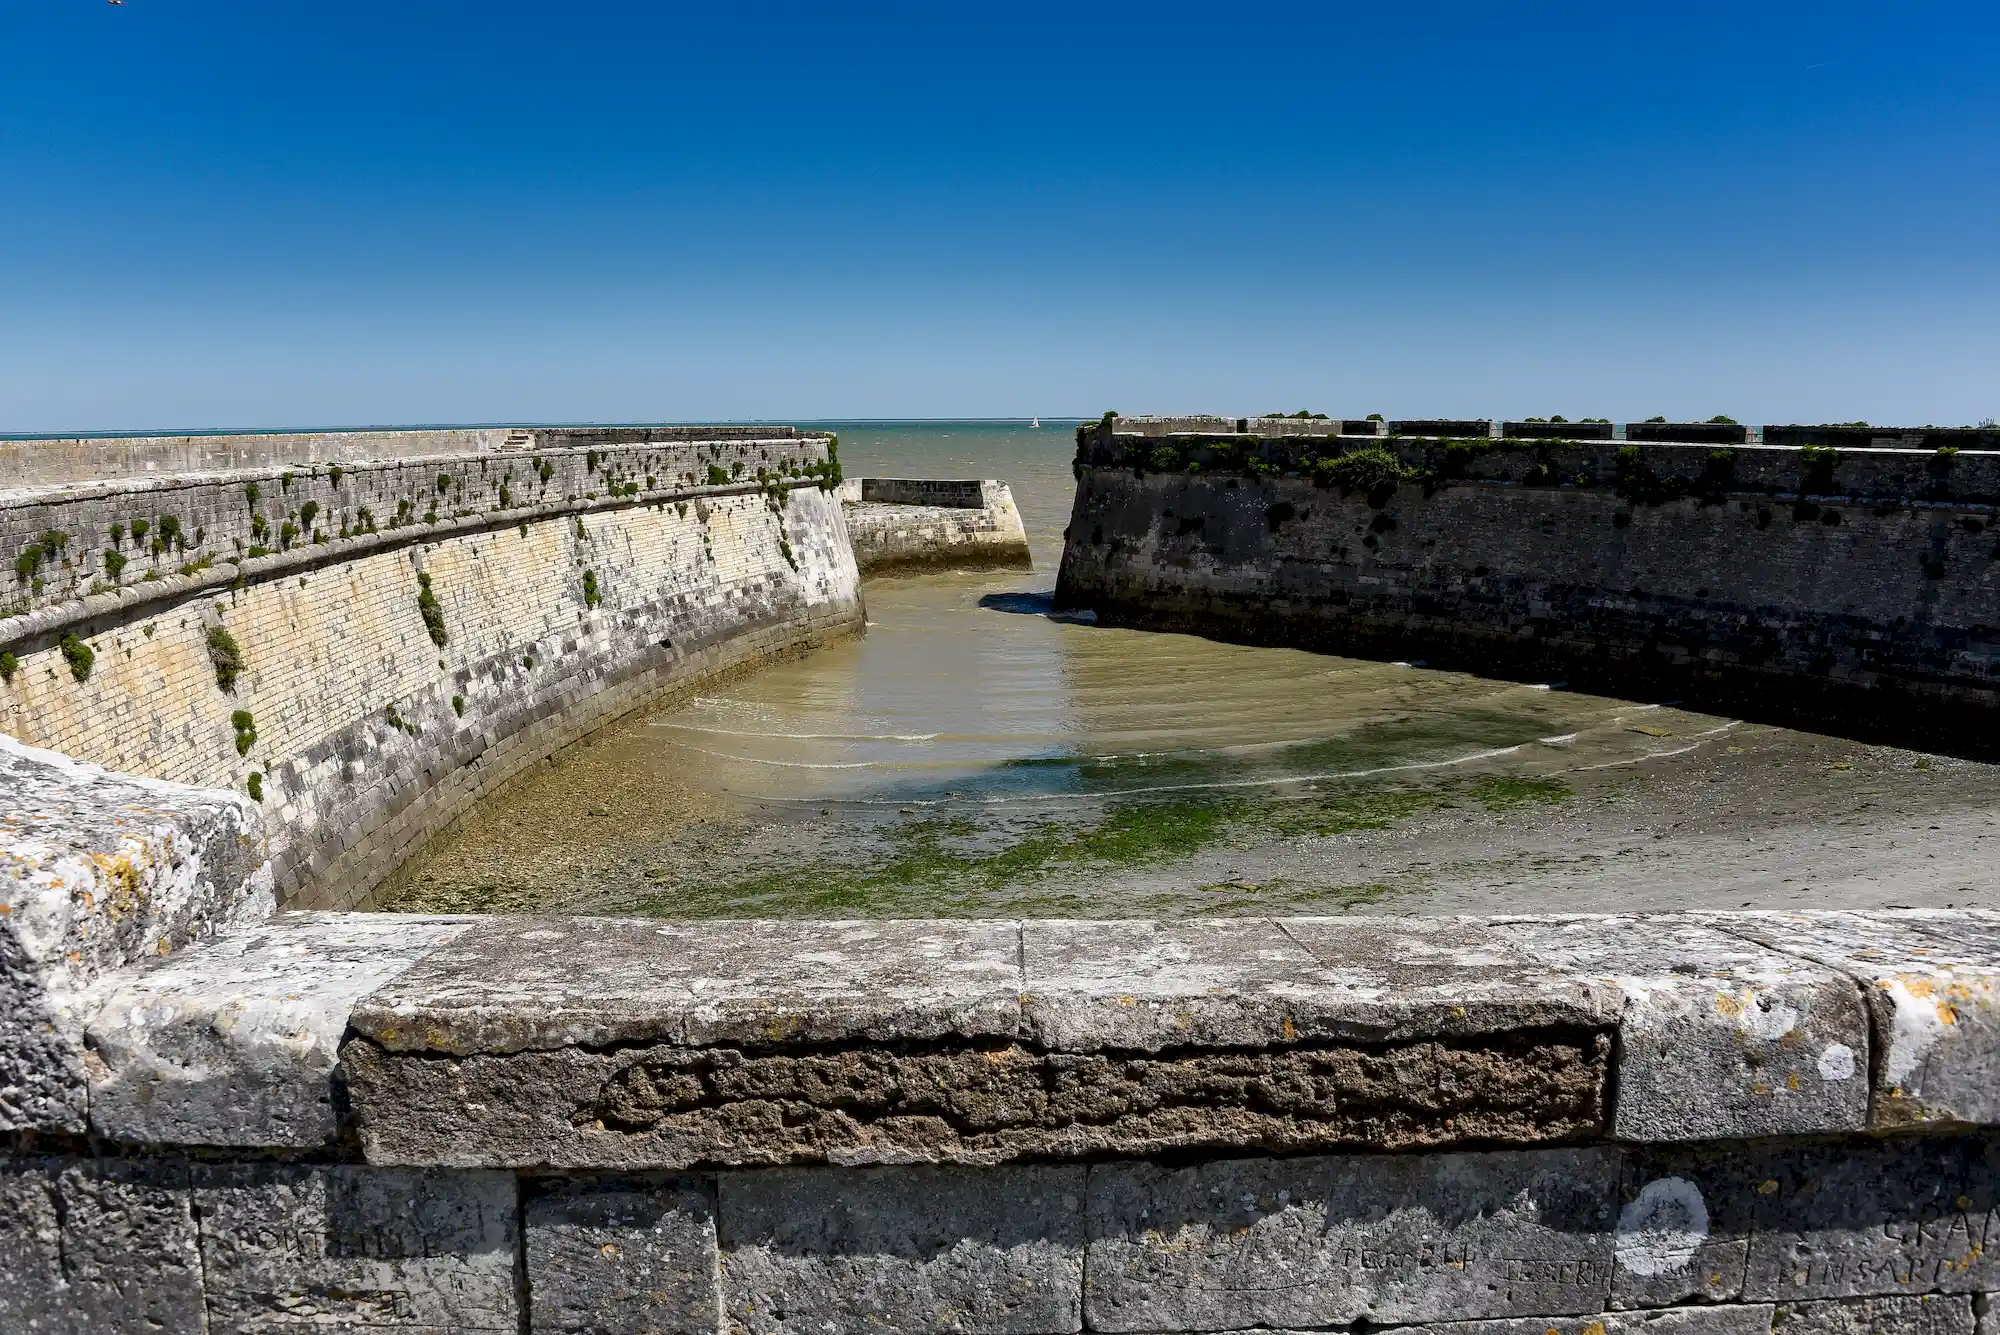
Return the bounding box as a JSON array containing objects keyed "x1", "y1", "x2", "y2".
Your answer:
[
  {"x1": 1056, "y1": 416, "x2": 2000, "y2": 755},
  {"x1": 1, "y1": 428, "x2": 860, "y2": 907},
  {"x1": 4, "y1": 741, "x2": 1999, "y2": 1330}
]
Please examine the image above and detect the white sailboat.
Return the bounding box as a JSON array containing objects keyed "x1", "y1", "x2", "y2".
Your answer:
[{"x1": 1029, "y1": 417, "x2": 1040, "y2": 428}]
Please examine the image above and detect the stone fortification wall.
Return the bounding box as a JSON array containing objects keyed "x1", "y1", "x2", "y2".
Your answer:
[
  {"x1": 1056, "y1": 418, "x2": 2000, "y2": 754},
  {"x1": 839, "y1": 477, "x2": 1033, "y2": 573},
  {"x1": 0, "y1": 421, "x2": 812, "y2": 491},
  {"x1": 0, "y1": 430, "x2": 859, "y2": 907},
  {"x1": 6, "y1": 749, "x2": 2000, "y2": 1330}
]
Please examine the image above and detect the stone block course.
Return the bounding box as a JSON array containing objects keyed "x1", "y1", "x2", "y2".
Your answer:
[
  {"x1": 1710, "y1": 912, "x2": 2000, "y2": 1129},
  {"x1": 526, "y1": 1176, "x2": 722, "y2": 1334},
  {"x1": 719, "y1": 1163, "x2": 1085, "y2": 1334},
  {"x1": 1083, "y1": 1146, "x2": 1619, "y2": 1331},
  {"x1": 192, "y1": 1161, "x2": 519, "y2": 1331}
]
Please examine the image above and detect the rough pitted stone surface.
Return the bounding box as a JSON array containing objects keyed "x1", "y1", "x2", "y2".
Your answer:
[
  {"x1": 0, "y1": 733, "x2": 272, "y2": 1132},
  {"x1": 1711, "y1": 912, "x2": 2000, "y2": 1129},
  {"x1": 342, "y1": 917, "x2": 1614, "y2": 1169},
  {"x1": 1740, "y1": 1134, "x2": 2000, "y2": 1300},
  {"x1": 86, "y1": 911, "x2": 475, "y2": 1147},
  {"x1": 343, "y1": 1026, "x2": 1609, "y2": 1170},
  {"x1": 1084, "y1": 1146, "x2": 1619, "y2": 1332},
  {"x1": 1614, "y1": 1146, "x2": 1762, "y2": 1308},
  {"x1": 1488, "y1": 916, "x2": 1870, "y2": 1140},
  {"x1": 1775, "y1": 1295, "x2": 1978, "y2": 1335},
  {"x1": 193, "y1": 1162, "x2": 518, "y2": 1332},
  {"x1": 718, "y1": 1164, "x2": 1084, "y2": 1335},
  {"x1": 1022, "y1": 918, "x2": 1618, "y2": 1052},
  {"x1": 350, "y1": 916, "x2": 1023, "y2": 1055},
  {"x1": 0, "y1": 1158, "x2": 67, "y2": 1333},
  {"x1": 1390, "y1": 1307, "x2": 1778, "y2": 1335},
  {"x1": 525, "y1": 1177, "x2": 722, "y2": 1335},
  {"x1": 57, "y1": 1157, "x2": 208, "y2": 1334}
]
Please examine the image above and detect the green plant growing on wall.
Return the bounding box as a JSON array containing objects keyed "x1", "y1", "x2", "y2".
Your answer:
[
  {"x1": 251, "y1": 515, "x2": 270, "y2": 542},
  {"x1": 582, "y1": 570, "x2": 602, "y2": 608},
  {"x1": 1708, "y1": 415, "x2": 1739, "y2": 425},
  {"x1": 246, "y1": 772, "x2": 263, "y2": 802},
  {"x1": 280, "y1": 471, "x2": 294, "y2": 492},
  {"x1": 452, "y1": 694, "x2": 465, "y2": 716},
  {"x1": 357, "y1": 507, "x2": 377, "y2": 533},
  {"x1": 585, "y1": 450, "x2": 601, "y2": 472},
  {"x1": 498, "y1": 482, "x2": 512, "y2": 508},
  {"x1": 59, "y1": 633, "x2": 93, "y2": 682},
  {"x1": 279, "y1": 521, "x2": 300, "y2": 550},
  {"x1": 108, "y1": 521, "x2": 125, "y2": 547},
  {"x1": 575, "y1": 517, "x2": 588, "y2": 540},
  {"x1": 538, "y1": 459, "x2": 555, "y2": 484},
  {"x1": 1314, "y1": 447, "x2": 1416, "y2": 500},
  {"x1": 0, "y1": 651, "x2": 16, "y2": 683},
  {"x1": 244, "y1": 483, "x2": 260, "y2": 506},
  {"x1": 707, "y1": 465, "x2": 730, "y2": 486},
  {"x1": 1644, "y1": 415, "x2": 1667, "y2": 423},
  {"x1": 1800, "y1": 444, "x2": 1841, "y2": 495},
  {"x1": 521, "y1": 653, "x2": 536, "y2": 669},
  {"x1": 207, "y1": 626, "x2": 245, "y2": 692},
  {"x1": 416, "y1": 572, "x2": 449, "y2": 647},
  {"x1": 231, "y1": 709, "x2": 257, "y2": 755},
  {"x1": 328, "y1": 465, "x2": 344, "y2": 485},
  {"x1": 13, "y1": 530, "x2": 68, "y2": 583},
  {"x1": 300, "y1": 501, "x2": 320, "y2": 529}
]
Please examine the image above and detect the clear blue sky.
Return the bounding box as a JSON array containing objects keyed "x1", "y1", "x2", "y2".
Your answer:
[{"x1": 2, "y1": 2, "x2": 1994, "y2": 431}]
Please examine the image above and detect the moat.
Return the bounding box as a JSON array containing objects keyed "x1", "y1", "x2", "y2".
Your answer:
[{"x1": 379, "y1": 421, "x2": 2000, "y2": 917}]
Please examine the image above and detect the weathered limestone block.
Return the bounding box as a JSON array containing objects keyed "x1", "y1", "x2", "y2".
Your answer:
[
  {"x1": 1388, "y1": 1306, "x2": 1778, "y2": 1335},
  {"x1": 1775, "y1": 1295, "x2": 1978, "y2": 1335},
  {"x1": 86, "y1": 911, "x2": 476, "y2": 1146},
  {"x1": 841, "y1": 479, "x2": 1033, "y2": 574},
  {"x1": 1709, "y1": 912, "x2": 2000, "y2": 1128},
  {"x1": 1022, "y1": 917, "x2": 1617, "y2": 1051},
  {"x1": 1083, "y1": 1147, "x2": 1619, "y2": 1332},
  {"x1": 192, "y1": 1162, "x2": 518, "y2": 1332},
  {"x1": 343, "y1": 917, "x2": 1606, "y2": 1169},
  {"x1": 718, "y1": 1164, "x2": 1085, "y2": 1335},
  {"x1": 525, "y1": 1177, "x2": 722, "y2": 1335},
  {"x1": 0, "y1": 1158, "x2": 67, "y2": 1333},
  {"x1": 1614, "y1": 1147, "x2": 1763, "y2": 1308},
  {"x1": 350, "y1": 916, "x2": 1023, "y2": 1055},
  {"x1": 0, "y1": 733, "x2": 272, "y2": 1131},
  {"x1": 1488, "y1": 916, "x2": 1870, "y2": 1139},
  {"x1": 1740, "y1": 1135, "x2": 2000, "y2": 1301},
  {"x1": 58, "y1": 1157, "x2": 208, "y2": 1334}
]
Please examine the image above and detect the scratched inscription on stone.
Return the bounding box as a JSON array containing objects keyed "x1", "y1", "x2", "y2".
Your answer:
[{"x1": 1083, "y1": 1147, "x2": 1617, "y2": 1333}]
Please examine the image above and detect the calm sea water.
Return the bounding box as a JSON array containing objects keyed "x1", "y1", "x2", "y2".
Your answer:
[{"x1": 653, "y1": 420, "x2": 1724, "y2": 810}]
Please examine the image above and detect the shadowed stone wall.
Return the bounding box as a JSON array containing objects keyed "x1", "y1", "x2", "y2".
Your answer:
[{"x1": 1055, "y1": 417, "x2": 2000, "y2": 755}]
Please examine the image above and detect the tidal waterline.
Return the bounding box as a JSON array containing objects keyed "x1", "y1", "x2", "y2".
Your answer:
[{"x1": 378, "y1": 421, "x2": 2000, "y2": 917}]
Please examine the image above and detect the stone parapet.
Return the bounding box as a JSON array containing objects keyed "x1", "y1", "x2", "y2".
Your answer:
[{"x1": 2, "y1": 905, "x2": 1998, "y2": 1328}]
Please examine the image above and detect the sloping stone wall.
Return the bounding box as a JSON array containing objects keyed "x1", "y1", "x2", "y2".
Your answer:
[
  {"x1": 840, "y1": 478, "x2": 1032, "y2": 573},
  {"x1": 1055, "y1": 419, "x2": 2000, "y2": 754},
  {"x1": 0, "y1": 430, "x2": 861, "y2": 907}
]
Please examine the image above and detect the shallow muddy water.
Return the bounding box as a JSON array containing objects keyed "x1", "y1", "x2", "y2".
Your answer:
[{"x1": 379, "y1": 421, "x2": 2000, "y2": 917}]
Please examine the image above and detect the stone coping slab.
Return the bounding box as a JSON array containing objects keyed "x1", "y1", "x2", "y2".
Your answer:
[{"x1": 19, "y1": 903, "x2": 2000, "y2": 1159}]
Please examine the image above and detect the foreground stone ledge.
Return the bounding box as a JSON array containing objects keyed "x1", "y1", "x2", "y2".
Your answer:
[
  {"x1": 0, "y1": 733, "x2": 272, "y2": 1134},
  {"x1": 85, "y1": 911, "x2": 478, "y2": 1147},
  {"x1": 1709, "y1": 911, "x2": 2000, "y2": 1129}
]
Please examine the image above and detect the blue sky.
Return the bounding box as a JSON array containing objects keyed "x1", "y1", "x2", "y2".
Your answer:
[{"x1": 2, "y1": 2, "x2": 1995, "y2": 430}]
